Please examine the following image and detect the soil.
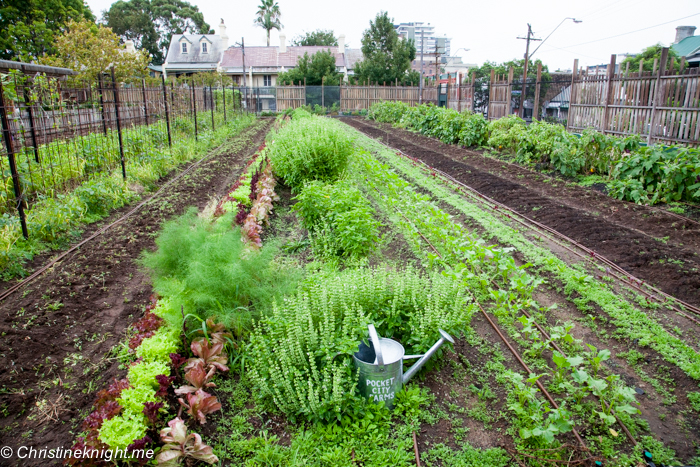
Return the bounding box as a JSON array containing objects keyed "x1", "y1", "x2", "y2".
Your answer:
[
  {"x1": 344, "y1": 118, "x2": 700, "y2": 309},
  {"x1": 0, "y1": 120, "x2": 272, "y2": 466}
]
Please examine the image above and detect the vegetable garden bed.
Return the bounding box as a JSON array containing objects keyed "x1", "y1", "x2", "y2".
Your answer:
[{"x1": 3, "y1": 108, "x2": 700, "y2": 466}]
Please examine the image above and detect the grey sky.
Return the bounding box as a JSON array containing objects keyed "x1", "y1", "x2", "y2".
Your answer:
[{"x1": 85, "y1": 0, "x2": 699, "y2": 71}]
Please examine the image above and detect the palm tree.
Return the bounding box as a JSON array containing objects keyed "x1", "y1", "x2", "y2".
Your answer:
[{"x1": 254, "y1": 0, "x2": 282, "y2": 46}]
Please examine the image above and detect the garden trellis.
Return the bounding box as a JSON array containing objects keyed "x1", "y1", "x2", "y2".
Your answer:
[{"x1": 0, "y1": 68, "x2": 246, "y2": 238}]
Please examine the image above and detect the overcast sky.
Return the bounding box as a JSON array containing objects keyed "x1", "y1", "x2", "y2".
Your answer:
[{"x1": 84, "y1": 0, "x2": 699, "y2": 71}]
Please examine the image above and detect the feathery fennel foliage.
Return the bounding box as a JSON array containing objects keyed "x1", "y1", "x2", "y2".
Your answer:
[{"x1": 139, "y1": 208, "x2": 301, "y2": 337}]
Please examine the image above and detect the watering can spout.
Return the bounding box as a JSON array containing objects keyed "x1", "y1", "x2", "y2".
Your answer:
[{"x1": 402, "y1": 329, "x2": 455, "y2": 384}]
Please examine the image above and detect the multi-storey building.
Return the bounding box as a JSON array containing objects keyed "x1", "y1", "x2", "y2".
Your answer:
[{"x1": 394, "y1": 22, "x2": 451, "y2": 57}]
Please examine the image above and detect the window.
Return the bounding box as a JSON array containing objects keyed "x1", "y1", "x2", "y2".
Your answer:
[
  {"x1": 201, "y1": 42, "x2": 208, "y2": 54},
  {"x1": 181, "y1": 42, "x2": 188, "y2": 54},
  {"x1": 263, "y1": 75, "x2": 272, "y2": 87}
]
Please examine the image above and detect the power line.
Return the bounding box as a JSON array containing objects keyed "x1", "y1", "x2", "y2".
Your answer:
[{"x1": 553, "y1": 12, "x2": 700, "y2": 50}]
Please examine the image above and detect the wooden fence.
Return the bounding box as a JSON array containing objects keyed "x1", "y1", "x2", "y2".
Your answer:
[{"x1": 568, "y1": 51, "x2": 700, "y2": 145}]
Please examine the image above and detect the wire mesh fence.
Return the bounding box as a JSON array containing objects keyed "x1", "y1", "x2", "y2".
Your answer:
[{"x1": 0, "y1": 69, "x2": 248, "y2": 238}]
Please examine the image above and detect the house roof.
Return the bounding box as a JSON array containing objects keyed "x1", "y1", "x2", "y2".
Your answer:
[
  {"x1": 166, "y1": 34, "x2": 224, "y2": 64},
  {"x1": 672, "y1": 35, "x2": 700, "y2": 57},
  {"x1": 220, "y1": 46, "x2": 363, "y2": 70},
  {"x1": 547, "y1": 85, "x2": 571, "y2": 108}
]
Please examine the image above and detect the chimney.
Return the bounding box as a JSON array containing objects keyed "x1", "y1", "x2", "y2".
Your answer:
[
  {"x1": 125, "y1": 40, "x2": 135, "y2": 53},
  {"x1": 675, "y1": 25, "x2": 696, "y2": 43},
  {"x1": 219, "y1": 19, "x2": 229, "y2": 48},
  {"x1": 279, "y1": 33, "x2": 286, "y2": 53},
  {"x1": 338, "y1": 34, "x2": 345, "y2": 55}
]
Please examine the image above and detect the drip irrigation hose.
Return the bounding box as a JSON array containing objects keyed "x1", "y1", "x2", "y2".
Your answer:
[
  {"x1": 361, "y1": 126, "x2": 700, "y2": 327},
  {"x1": 425, "y1": 162, "x2": 700, "y2": 323},
  {"x1": 0, "y1": 121, "x2": 269, "y2": 304},
  {"x1": 373, "y1": 186, "x2": 591, "y2": 453}
]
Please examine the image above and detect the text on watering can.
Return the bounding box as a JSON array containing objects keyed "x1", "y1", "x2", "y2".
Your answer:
[{"x1": 367, "y1": 377, "x2": 396, "y2": 402}]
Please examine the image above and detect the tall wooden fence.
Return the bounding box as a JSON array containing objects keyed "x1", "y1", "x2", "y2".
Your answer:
[{"x1": 568, "y1": 51, "x2": 700, "y2": 146}]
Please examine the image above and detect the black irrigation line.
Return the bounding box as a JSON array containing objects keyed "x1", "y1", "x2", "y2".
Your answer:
[
  {"x1": 373, "y1": 186, "x2": 592, "y2": 454},
  {"x1": 0, "y1": 121, "x2": 267, "y2": 304},
  {"x1": 355, "y1": 122, "x2": 700, "y2": 327},
  {"x1": 378, "y1": 184, "x2": 636, "y2": 453}
]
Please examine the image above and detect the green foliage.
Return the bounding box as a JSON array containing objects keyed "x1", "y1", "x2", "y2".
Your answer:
[
  {"x1": 127, "y1": 360, "x2": 169, "y2": 389},
  {"x1": 268, "y1": 116, "x2": 353, "y2": 190},
  {"x1": 1, "y1": 114, "x2": 255, "y2": 278},
  {"x1": 139, "y1": 208, "x2": 301, "y2": 336},
  {"x1": 249, "y1": 267, "x2": 472, "y2": 422},
  {"x1": 104, "y1": 0, "x2": 211, "y2": 65},
  {"x1": 136, "y1": 326, "x2": 180, "y2": 363},
  {"x1": 254, "y1": 0, "x2": 282, "y2": 46},
  {"x1": 353, "y1": 11, "x2": 420, "y2": 86},
  {"x1": 486, "y1": 115, "x2": 526, "y2": 153},
  {"x1": 291, "y1": 29, "x2": 337, "y2": 47},
  {"x1": 609, "y1": 145, "x2": 700, "y2": 204},
  {"x1": 367, "y1": 102, "x2": 488, "y2": 147},
  {"x1": 688, "y1": 391, "x2": 700, "y2": 412},
  {"x1": 0, "y1": 0, "x2": 95, "y2": 61},
  {"x1": 118, "y1": 385, "x2": 158, "y2": 414},
  {"x1": 621, "y1": 44, "x2": 681, "y2": 74},
  {"x1": 293, "y1": 180, "x2": 380, "y2": 260},
  {"x1": 277, "y1": 49, "x2": 343, "y2": 86},
  {"x1": 422, "y1": 442, "x2": 510, "y2": 467},
  {"x1": 98, "y1": 413, "x2": 149, "y2": 450}
]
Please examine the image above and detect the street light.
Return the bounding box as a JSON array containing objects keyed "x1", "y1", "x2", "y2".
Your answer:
[{"x1": 529, "y1": 17, "x2": 582, "y2": 60}]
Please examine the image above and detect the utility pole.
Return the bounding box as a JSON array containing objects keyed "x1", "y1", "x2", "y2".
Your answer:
[
  {"x1": 419, "y1": 28, "x2": 424, "y2": 104},
  {"x1": 239, "y1": 37, "x2": 247, "y2": 88},
  {"x1": 517, "y1": 24, "x2": 540, "y2": 118}
]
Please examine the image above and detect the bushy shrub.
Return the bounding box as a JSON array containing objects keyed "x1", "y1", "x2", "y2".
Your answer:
[
  {"x1": 293, "y1": 180, "x2": 380, "y2": 259},
  {"x1": 458, "y1": 113, "x2": 489, "y2": 147},
  {"x1": 139, "y1": 208, "x2": 300, "y2": 336},
  {"x1": 74, "y1": 175, "x2": 133, "y2": 220},
  {"x1": 609, "y1": 146, "x2": 700, "y2": 204},
  {"x1": 367, "y1": 101, "x2": 411, "y2": 123},
  {"x1": 486, "y1": 115, "x2": 527, "y2": 153},
  {"x1": 516, "y1": 121, "x2": 568, "y2": 164},
  {"x1": 249, "y1": 267, "x2": 473, "y2": 422},
  {"x1": 268, "y1": 116, "x2": 353, "y2": 190}
]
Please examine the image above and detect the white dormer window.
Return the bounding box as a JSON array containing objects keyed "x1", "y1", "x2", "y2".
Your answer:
[
  {"x1": 202, "y1": 42, "x2": 208, "y2": 54},
  {"x1": 181, "y1": 42, "x2": 188, "y2": 54}
]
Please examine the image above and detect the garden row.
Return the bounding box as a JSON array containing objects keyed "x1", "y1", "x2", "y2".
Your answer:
[
  {"x1": 367, "y1": 102, "x2": 700, "y2": 206},
  {"x1": 0, "y1": 111, "x2": 255, "y2": 279},
  {"x1": 67, "y1": 109, "x2": 698, "y2": 465}
]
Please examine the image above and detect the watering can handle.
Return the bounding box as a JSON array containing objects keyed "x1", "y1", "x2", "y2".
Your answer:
[{"x1": 368, "y1": 324, "x2": 384, "y2": 367}]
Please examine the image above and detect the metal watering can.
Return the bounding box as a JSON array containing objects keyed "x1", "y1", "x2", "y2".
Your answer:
[{"x1": 353, "y1": 324, "x2": 455, "y2": 409}]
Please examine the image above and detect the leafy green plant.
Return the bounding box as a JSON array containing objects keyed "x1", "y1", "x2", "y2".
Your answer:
[
  {"x1": 139, "y1": 208, "x2": 301, "y2": 336},
  {"x1": 156, "y1": 418, "x2": 218, "y2": 466},
  {"x1": 268, "y1": 115, "x2": 353, "y2": 189},
  {"x1": 249, "y1": 267, "x2": 472, "y2": 422},
  {"x1": 293, "y1": 180, "x2": 380, "y2": 259}
]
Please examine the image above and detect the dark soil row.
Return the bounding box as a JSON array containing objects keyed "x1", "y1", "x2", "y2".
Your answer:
[{"x1": 344, "y1": 118, "x2": 700, "y2": 308}]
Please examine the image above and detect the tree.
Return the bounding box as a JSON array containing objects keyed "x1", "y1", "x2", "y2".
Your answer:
[
  {"x1": 277, "y1": 49, "x2": 342, "y2": 85},
  {"x1": 38, "y1": 19, "x2": 150, "y2": 82},
  {"x1": 104, "y1": 0, "x2": 210, "y2": 65},
  {"x1": 0, "y1": 0, "x2": 95, "y2": 61},
  {"x1": 254, "y1": 0, "x2": 282, "y2": 47},
  {"x1": 353, "y1": 12, "x2": 419, "y2": 86},
  {"x1": 621, "y1": 43, "x2": 680, "y2": 73},
  {"x1": 291, "y1": 29, "x2": 337, "y2": 47}
]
